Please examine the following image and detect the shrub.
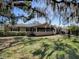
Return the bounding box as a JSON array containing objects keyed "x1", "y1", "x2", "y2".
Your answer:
[
  {"x1": 67, "y1": 25, "x2": 79, "y2": 35},
  {"x1": 0, "y1": 31, "x2": 27, "y2": 37},
  {"x1": 0, "y1": 30, "x2": 5, "y2": 37},
  {"x1": 17, "y1": 31, "x2": 27, "y2": 36}
]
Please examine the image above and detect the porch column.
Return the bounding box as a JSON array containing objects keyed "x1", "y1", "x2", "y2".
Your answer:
[
  {"x1": 18, "y1": 27, "x2": 20, "y2": 31},
  {"x1": 36, "y1": 27, "x2": 37, "y2": 32},
  {"x1": 45, "y1": 28, "x2": 46, "y2": 32}
]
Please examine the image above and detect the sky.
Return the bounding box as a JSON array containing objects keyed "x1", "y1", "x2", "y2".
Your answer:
[
  {"x1": 1, "y1": 0, "x2": 79, "y2": 27},
  {"x1": 11, "y1": 0, "x2": 62, "y2": 27}
]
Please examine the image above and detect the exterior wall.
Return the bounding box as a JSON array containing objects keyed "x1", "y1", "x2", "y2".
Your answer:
[
  {"x1": 19, "y1": 27, "x2": 26, "y2": 31},
  {"x1": 33, "y1": 32, "x2": 53, "y2": 36},
  {"x1": 6, "y1": 27, "x2": 10, "y2": 31},
  {"x1": 27, "y1": 31, "x2": 53, "y2": 36},
  {"x1": 0, "y1": 25, "x2": 4, "y2": 31}
]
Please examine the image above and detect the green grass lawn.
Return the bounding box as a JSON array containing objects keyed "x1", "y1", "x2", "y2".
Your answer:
[{"x1": 0, "y1": 35, "x2": 79, "y2": 59}]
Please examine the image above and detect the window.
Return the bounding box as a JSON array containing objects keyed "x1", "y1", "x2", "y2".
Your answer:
[{"x1": 37, "y1": 28, "x2": 45, "y2": 32}]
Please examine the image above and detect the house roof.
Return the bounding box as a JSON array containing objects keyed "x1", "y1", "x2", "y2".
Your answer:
[
  {"x1": 13, "y1": 1, "x2": 26, "y2": 6},
  {"x1": 7, "y1": 22, "x2": 56, "y2": 28}
]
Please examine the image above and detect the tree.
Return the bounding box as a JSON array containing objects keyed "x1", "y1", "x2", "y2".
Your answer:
[
  {"x1": 67, "y1": 25, "x2": 79, "y2": 36},
  {"x1": 0, "y1": 0, "x2": 79, "y2": 34}
]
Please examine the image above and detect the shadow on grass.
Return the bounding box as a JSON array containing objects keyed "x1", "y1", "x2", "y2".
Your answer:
[{"x1": 32, "y1": 38, "x2": 79, "y2": 59}]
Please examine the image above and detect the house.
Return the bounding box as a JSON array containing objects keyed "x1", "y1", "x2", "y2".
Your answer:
[{"x1": 5, "y1": 23, "x2": 57, "y2": 36}]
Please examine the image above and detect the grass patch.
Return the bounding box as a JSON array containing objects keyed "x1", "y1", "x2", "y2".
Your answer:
[{"x1": 0, "y1": 35, "x2": 79, "y2": 59}]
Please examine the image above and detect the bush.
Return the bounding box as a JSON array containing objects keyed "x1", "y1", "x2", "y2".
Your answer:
[
  {"x1": 67, "y1": 25, "x2": 79, "y2": 35},
  {"x1": 6, "y1": 31, "x2": 27, "y2": 36},
  {"x1": 17, "y1": 31, "x2": 27, "y2": 36},
  {"x1": 0, "y1": 31, "x2": 27, "y2": 37},
  {"x1": 0, "y1": 30, "x2": 5, "y2": 37}
]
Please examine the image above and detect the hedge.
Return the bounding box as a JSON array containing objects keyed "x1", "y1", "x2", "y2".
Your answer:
[{"x1": 0, "y1": 31, "x2": 27, "y2": 37}]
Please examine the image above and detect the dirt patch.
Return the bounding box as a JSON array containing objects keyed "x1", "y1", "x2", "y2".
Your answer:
[{"x1": 0, "y1": 37, "x2": 17, "y2": 51}]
